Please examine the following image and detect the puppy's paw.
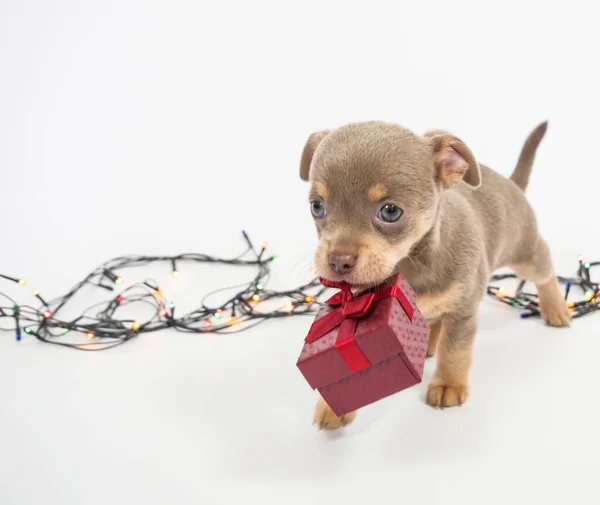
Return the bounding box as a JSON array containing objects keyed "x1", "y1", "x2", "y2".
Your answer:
[
  {"x1": 537, "y1": 280, "x2": 571, "y2": 328},
  {"x1": 540, "y1": 302, "x2": 571, "y2": 328},
  {"x1": 426, "y1": 383, "x2": 469, "y2": 409},
  {"x1": 313, "y1": 398, "x2": 356, "y2": 430}
]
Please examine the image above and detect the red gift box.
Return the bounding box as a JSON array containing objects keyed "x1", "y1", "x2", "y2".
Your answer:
[{"x1": 296, "y1": 274, "x2": 430, "y2": 417}]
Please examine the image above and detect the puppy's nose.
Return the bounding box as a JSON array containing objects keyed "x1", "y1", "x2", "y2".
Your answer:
[{"x1": 328, "y1": 252, "x2": 357, "y2": 276}]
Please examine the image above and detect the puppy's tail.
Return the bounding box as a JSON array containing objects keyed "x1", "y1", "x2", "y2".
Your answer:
[{"x1": 509, "y1": 121, "x2": 548, "y2": 192}]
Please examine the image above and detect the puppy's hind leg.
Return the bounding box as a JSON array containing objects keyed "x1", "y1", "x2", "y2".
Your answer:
[{"x1": 512, "y1": 237, "x2": 570, "y2": 327}]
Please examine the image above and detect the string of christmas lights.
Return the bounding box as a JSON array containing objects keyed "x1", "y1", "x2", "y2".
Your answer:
[
  {"x1": 1, "y1": 232, "x2": 597, "y2": 351},
  {"x1": 0, "y1": 232, "x2": 327, "y2": 351},
  {"x1": 487, "y1": 256, "x2": 599, "y2": 319}
]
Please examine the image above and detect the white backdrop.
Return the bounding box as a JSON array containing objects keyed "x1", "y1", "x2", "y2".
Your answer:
[{"x1": 1, "y1": 1, "x2": 599, "y2": 504}]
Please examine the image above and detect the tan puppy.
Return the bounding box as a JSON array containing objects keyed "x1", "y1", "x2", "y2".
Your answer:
[{"x1": 299, "y1": 121, "x2": 570, "y2": 430}]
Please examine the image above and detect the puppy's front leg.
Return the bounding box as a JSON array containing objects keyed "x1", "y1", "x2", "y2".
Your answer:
[
  {"x1": 313, "y1": 394, "x2": 357, "y2": 430},
  {"x1": 426, "y1": 313, "x2": 476, "y2": 408}
]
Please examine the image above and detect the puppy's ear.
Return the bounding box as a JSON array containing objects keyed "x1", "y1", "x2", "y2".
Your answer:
[
  {"x1": 300, "y1": 130, "x2": 329, "y2": 181},
  {"x1": 425, "y1": 131, "x2": 481, "y2": 189}
]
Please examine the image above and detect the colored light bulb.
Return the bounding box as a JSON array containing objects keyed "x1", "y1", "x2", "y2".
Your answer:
[
  {"x1": 229, "y1": 316, "x2": 237, "y2": 324},
  {"x1": 578, "y1": 255, "x2": 584, "y2": 262},
  {"x1": 252, "y1": 294, "x2": 260, "y2": 302},
  {"x1": 585, "y1": 291, "x2": 594, "y2": 300},
  {"x1": 115, "y1": 277, "x2": 124, "y2": 285},
  {"x1": 24, "y1": 327, "x2": 32, "y2": 334},
  {"x1": 18, "y1": 279, "x2": 27, "y2": 286},
  {"x1": 204, "y1": 320, "x2": 212, "y2": 328},
  {"x1": 132, "y1": 320, "x2": 141, "y2": 331},
  {"x1": 172, "y1": 270, "x2": 179, "y2": 278},
  {"x1": 584, "y1": 263, "x2": 591, "y2": 269},
  {"x1": 305, "y1": 295, "x2": 315, "y2": 303},
  {"x1": 214, "y1": 311, "x2": 222, "y2": 319},
  {"x1": 32, "y1": 289, "x2": 39, "y2": 296},
  {"x1": 159, "y1": 308, "x2": 167, "y2": 317},
  {"x1": 284, "y1": 301, "x2": 294, "y2": 312},
  {"x1": 43, "y1": 310, "x2": 52, "y2": 319},
  {"x1": 256, "y1": 283, "x2": 264, "y2": 291},
  {"x1": 117, "y1": 295, "x2": 124, "y2": 303},
  {"x1": 262, "y1": 242, "x2": 268, "y2": 249},
  {"x1": 497, "y1": 287, "x2": 507, "y2": 297},
  {"x1": 169, "y1": 302, "x2": 176, "y2": 309},
  {"x1": 86, "y1": 331, "x2": 95, "y2": 339}
]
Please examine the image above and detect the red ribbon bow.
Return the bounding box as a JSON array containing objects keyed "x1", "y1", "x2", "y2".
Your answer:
[{"x1": 305, "y1": 278, "x2": 415, "y2": 373}]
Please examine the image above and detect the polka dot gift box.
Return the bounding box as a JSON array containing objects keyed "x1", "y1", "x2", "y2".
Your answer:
[{"x1": 297, "y1": 274, "x2": 430, "y2": 416}]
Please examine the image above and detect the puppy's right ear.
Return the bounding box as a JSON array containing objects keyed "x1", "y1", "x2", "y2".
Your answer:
[{"x1": 299, "y1": 131, "x2": 329, "y2": 181}]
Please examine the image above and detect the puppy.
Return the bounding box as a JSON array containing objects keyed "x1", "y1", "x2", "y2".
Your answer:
[{"x1": 299, "y1": 121, "x2": 570, "y2": 430}]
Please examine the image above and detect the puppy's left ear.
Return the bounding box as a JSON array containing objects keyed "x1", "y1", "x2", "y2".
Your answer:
[
  {"x1": 425, "y1": 131, "x2": 481, "y2": 189},
  {"x1": 300, "y1": 130, "x2": 329, "y2": 181}
]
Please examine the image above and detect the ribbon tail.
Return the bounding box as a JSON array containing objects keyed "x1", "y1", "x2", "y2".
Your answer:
[
  {"x1": 335, "y1": 319, "x2": 371, "y2": 373},
  {"x1": 304, "y1": 309, "x2": 346, "y2": 343}
]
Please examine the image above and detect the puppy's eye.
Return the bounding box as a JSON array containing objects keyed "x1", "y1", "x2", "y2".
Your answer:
[
  {"x1": 377, "y1": 204, "x2": 403, "y2": 223},
  {"x1": 310, "y1": 200, "x2": 327, "y2": 219}
]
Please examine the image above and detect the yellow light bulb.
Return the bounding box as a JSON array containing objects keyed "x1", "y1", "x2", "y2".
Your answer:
[
  {"x1": 252, "y1": 294, "x2": 260, "y2": 302},
  {"x1": 284, "y1": 301, "x2": 294, "y2": 312},
  {"x1": 305, "y1": 295, "x2": 314, "y2": 303},
  {"x1": 497, "y1": 287, "x2": 507, "y2": 298},
  {"x1": 172, "y1": 270, "x2": 179, "y2": 278},
  {"x1": 86, "y1": 331, "x2": 95, "y2": 339},
  {"x1": 568, "y1": 302, "x2": 575, "y2": 308},
  {"x1": 132, "y1": 320, "x2": 141, "y2": 331},
  {"x1": 32, "y1": 289, "x2": 39, "y2": 296},
  {"x1": 18, "y1": 279, "x2": 27, "y2": 286},
  {"x1": 230, "y1": 316, "x2": 237, "y2": 324}
]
